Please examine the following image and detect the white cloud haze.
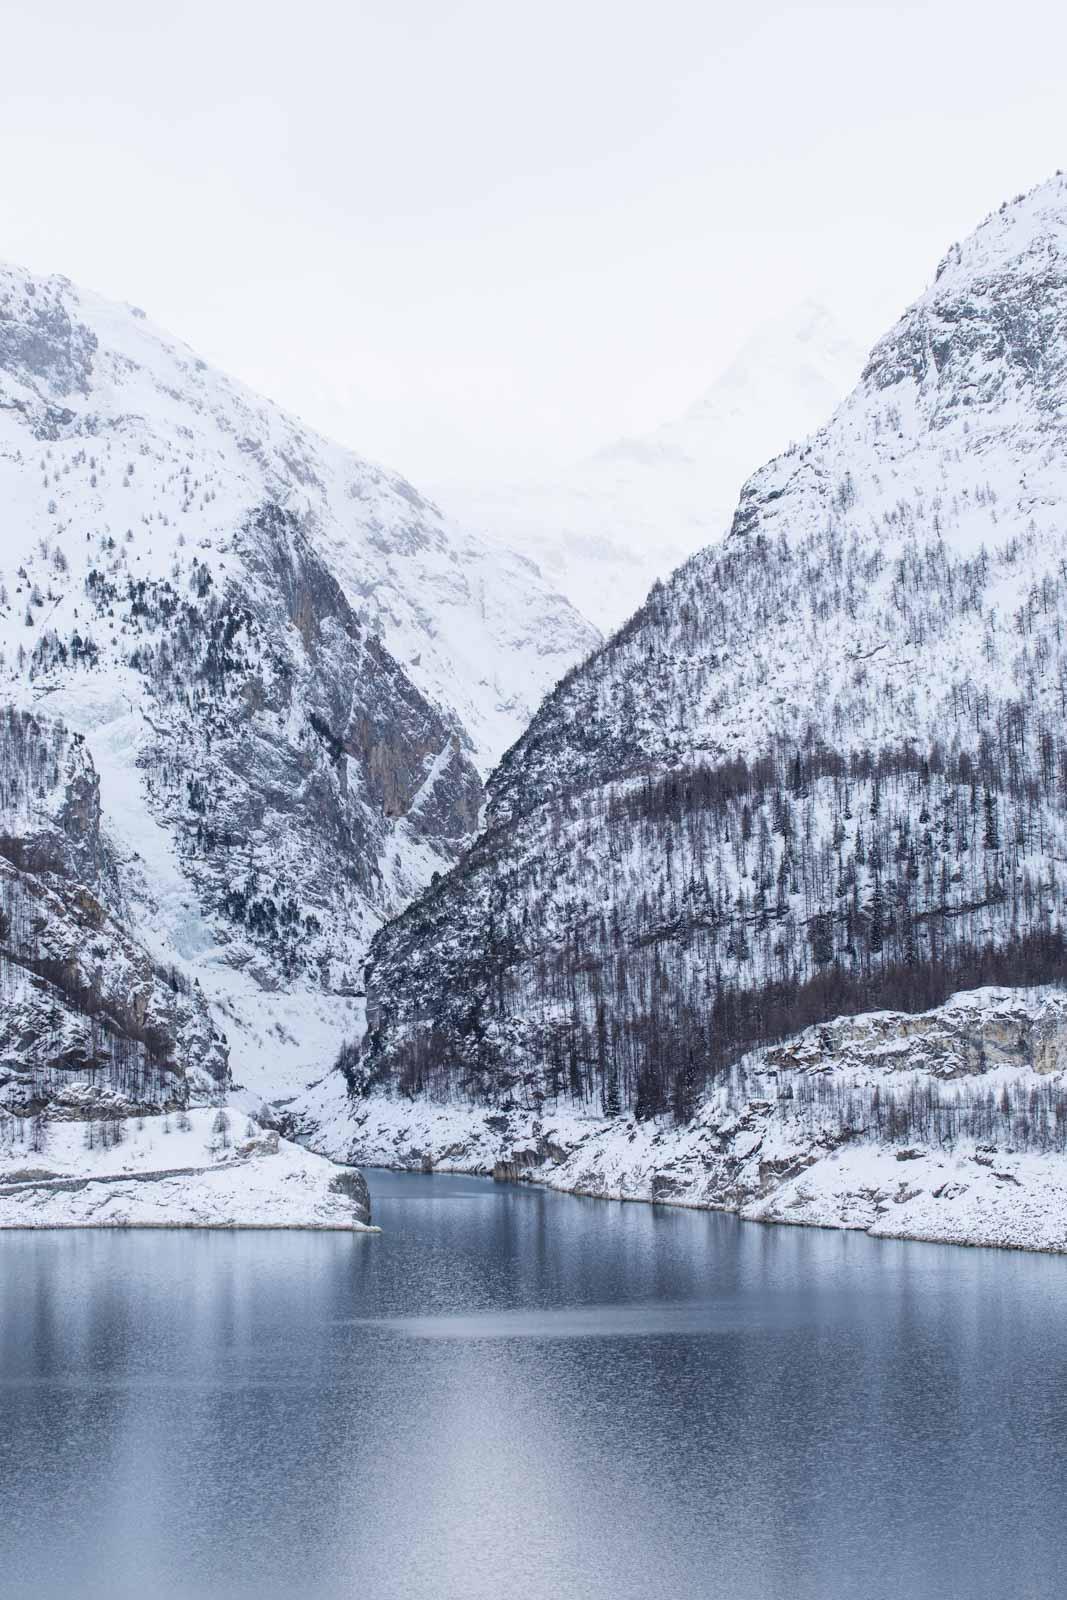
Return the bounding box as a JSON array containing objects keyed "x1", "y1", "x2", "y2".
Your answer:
[{"x1": 1, "y1": 0, "x2": 1064, "y2": 483}]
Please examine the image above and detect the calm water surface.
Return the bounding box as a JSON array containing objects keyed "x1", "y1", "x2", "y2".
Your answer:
[{"x1": 2, "y1": 1171, "x2": 1066, "y2": 1600}]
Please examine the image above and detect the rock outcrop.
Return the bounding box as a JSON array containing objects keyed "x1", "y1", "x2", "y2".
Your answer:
[{"x1": 0, "y1": 709, "x2": 226, "y2": 1116}]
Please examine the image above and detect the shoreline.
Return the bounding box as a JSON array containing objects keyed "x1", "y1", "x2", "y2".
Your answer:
[
  {"x1": 294, "y1": 1065, "x2": 1067, "y2": 1258},
  {"x1": 0, "y1": 1219, "x2": 379, "y2": 1231},
  {"x1": 365, "y1": 1157, "x2": 1067, "y2": 1255},
  {"x1": 0, "y1": 1109, "x2": 375, "y2": 1232}
]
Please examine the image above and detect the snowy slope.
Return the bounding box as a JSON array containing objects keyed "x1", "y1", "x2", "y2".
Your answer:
[
  {"x1": 342, "y1": 174, "x2": 1067, "y2": 1251},
  {"x1": 0, "y1": 709, "x2": 227, "y2": 1115},
  {"x1": 485, "y1": 172, "x2": 1067, "y2": 815},
  {"x1": 436, "y1": 302, "x2": 862, "y2": 630},
  {"x1": 0, "y1": 263, "x2": 595, "y2": 771}
]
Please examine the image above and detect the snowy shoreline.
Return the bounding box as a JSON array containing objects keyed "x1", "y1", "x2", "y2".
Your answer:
[
  {"x1": 295, "y1": 985, "x2": 1067, "y2": 1256},
  {"x1": 371, "y1": 1158, "x2": 1067, "y2": 1256},
  {"x1": 363, "y1": 1142, "x2": 1067, "y2": 1256},
  {"x1": 356, "y1": 1140, "x2": 1067, "y2": 1255},
  {"x1": 0, "y1": 1108, "x2": 376, "y2": 1231},
  {"x1": 0, "y1": 1221, "x2": 377, "y2": 1231}
]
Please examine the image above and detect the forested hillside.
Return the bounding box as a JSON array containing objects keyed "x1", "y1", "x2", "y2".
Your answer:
[{"x1": 359, "y1": 175, "x2": 1067, "y2": 1124}]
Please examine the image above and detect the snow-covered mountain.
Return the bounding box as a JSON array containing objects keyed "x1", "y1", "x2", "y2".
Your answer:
[
  {"x1": 0, "y1": 263, "x2": 595, "y2": 771},
  {"x1": 0, "y1": 262, "x2": 596, "y2": 1102},
  {"x1": 0, "y1": 715, "x2": 372, "y2": 1230},
  {"x1": 338, "y1": 175, "x2": 1067, "y2": 1243},
  {"x1": 436, "y1": 302, "x2": 862, "y2": 630}
]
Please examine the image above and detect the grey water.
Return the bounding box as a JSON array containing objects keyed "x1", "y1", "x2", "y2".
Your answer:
[{"x1": 2, "y1": 1173, "x2": 1066, "y2": 1600}]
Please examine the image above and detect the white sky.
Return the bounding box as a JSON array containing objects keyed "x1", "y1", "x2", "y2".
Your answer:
[{"x1": 2, "y1": 1, "x2": 1064, "y2": 485}]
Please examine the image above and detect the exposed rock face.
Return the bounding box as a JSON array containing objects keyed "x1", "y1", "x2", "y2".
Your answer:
[
  {"x1": 0, "y1": 710, "x2": 227, "y2": 1116},
  {"x1": 0, "y1": 273, "x2": 96, "y2": 397},
  {"x1": 327, "y1": 1166, "x2": 372, "y2": 1225},
  {"x1": 117, "y1": 501, "x2": 483, "y2": 994},
  {"x1": 763, "y1": 992, "x2": 1067, "y2": 1080}
]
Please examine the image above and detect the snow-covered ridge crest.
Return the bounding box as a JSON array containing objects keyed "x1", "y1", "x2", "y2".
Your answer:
[
  {"x1": 0, "y1": 257, "x2": 595, "y2": 770},
  {"x1": 931, "y1": 171, "x2": 1067, "y2": 286},
  {"x1": 733, "y1": 171, "x2": 1067, "y2": 555}
]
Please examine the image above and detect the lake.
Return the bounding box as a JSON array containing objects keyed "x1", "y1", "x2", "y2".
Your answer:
[{"x1": 2, "y1": 1170, "x2": 1066, "y2": 1599}]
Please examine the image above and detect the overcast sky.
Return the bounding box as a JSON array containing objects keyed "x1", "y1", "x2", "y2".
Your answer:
[{"x1": 2, "y1": 1, "x2": 1064, "y2": 486}]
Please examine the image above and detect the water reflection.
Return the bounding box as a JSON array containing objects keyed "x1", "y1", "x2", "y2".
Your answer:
[{"x1": 1, "y1": 1171, "x2": 1065, "y2": 1599}]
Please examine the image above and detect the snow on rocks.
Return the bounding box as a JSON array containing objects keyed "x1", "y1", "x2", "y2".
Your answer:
[
  {"x1": 0, "y1": 710, "x2": 227, "y2": 1112},
  {"x1": 0, "y1": 258, "x2": 595, "y2": 775}
]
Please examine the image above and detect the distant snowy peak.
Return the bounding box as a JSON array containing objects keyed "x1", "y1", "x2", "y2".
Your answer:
[
  {"x1": 437, "y1": 302, "x2": 862, "y2": 631},
  {"x1": 598, "y1": 299, "x2": 862, "y2": 466}
]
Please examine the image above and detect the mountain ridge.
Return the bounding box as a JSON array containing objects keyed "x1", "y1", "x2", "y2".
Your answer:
[
  {"x1": 340, "y1": 174, "x2": 1067, "y2": 1240},
  {"x1": 0, "y1": 257, "x2": 595, "y2": 1102}
]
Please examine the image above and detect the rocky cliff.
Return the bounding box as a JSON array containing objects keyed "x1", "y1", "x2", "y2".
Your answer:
[{"x1": 0, "y1": 709, "x2": 226, "y2": 1117}]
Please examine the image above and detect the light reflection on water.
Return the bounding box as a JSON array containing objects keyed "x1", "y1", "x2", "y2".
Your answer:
[{"x1": 1, "y1": 1169, "x2": 1066, "y2": 1600}]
